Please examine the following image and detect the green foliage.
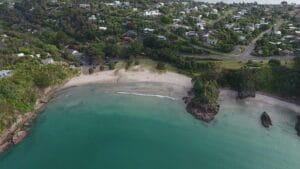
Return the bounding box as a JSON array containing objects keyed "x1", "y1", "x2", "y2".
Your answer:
[
  {"x1": 0, "y1": 59, "x2": 76, "y2": 130},
  {"x1": 156, "y1": 62, "x2": 166, "y2": 70},
  {"x1": 160, "y1": 15, "x2": 172, "y2": 24},
  {"x1": 193, "y1": 76, "x2": 219, "y2": 105}
]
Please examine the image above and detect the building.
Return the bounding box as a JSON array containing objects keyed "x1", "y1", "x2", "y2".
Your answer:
[
  {"x1": 185, "y1": 31, "x2": 198, "y2": 38},
  {"x1": 0, "y1": 70, "x2": 12, "y2": 78},
  {"x1": 144, "y1": 10, "x2": 160, "y2": 17},
  {"x1": 144, "y1": 28, "x2": 155, "y2": 35},
  {"x1": 157, "y1": 35, "x2": 167, "y2": 41},
  {"x1": 99, "y1": 27, "x2": 107, "y2": 31},
  {"x1": 281, "y1": 1, "x2": 288, "y2": 14},
  {"x1": 88, "y1": 15, "x2": 97, "y2": 21},
  {"x1": 17, "y1": 53, "x2": 25, "y2": 57},
  {"x1": 79, "y1": 3, "x2": 90, "y2": 8},
  {"x1": 41, "y1": 58, "x2": 55, "y2": 65},
  {"x1": 123, "y1": 30, "x2": 137, "y2": 38}
]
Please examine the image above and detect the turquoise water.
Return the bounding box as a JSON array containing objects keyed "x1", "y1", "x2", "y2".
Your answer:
[{"x1": 0, "y1": 84, "x2": 300, "y2": 169}]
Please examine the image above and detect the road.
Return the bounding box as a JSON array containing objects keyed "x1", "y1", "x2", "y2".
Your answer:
[{"x1": 233, "y1": 19, "x2": 284, "y2": 60}]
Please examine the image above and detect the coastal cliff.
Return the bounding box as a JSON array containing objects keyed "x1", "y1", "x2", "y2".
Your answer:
[
  {"x1": 185, "y1": 76, "x2": 220, "y2": 122},
  {"x1": 0, "y1": 85, "x2": 62, "y2": 154}
]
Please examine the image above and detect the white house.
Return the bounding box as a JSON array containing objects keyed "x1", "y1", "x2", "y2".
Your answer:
[
  {"x1": 88, "y1": 15, "x2": 97, "y2": 21},
  {"x1": 225, "y1": 23, "x2": 235, "y2": 29},
  {"x1": 17, "y1": 53, "x2": 25, "y2": 57},
  {"x1": 99, "y1": 27, "x2": 107, "y2": 31},
  {"x1": 144, "y1": 10, "x2": 160, "y2": 17},
  {"x1": 144, "y1": 28, "x2": 155, "y2": 34},
  {"x1": 173, "y1": 24, "x2": 191, "y2": 30},
  {"x1": 274, "y1": 31, "x2": 282, "y2": 36},
  {"x1": 0, "y1": 70, "x2": 12, "y2": 78},
  {"x1": 157, "y1": 35, "x2": 167, "y2": 41},
  {"x1": 239, "y1": 35, "x2": 246, "y2": 41},
  {"x1": 41, "y1": 58, "x2": 55, "y2": 65},
  {"x1": 212, "y1": 9, "x2": 218, "y2": 14},
  {"x1": 203, "y1": 33, "x2": 218, "y2": 45},
  {"x1": 79, "y1": 4, "x2": 90, "y2": 8},
  {"x1": 173, "y1": 18, "x2": 181, "y2": 23},
  {"x1": 196, "y1": 22, "x2": 206, "y2": 30},
  {"x1": 185, "y1": 31, "x2": 198, "y2": 38}
]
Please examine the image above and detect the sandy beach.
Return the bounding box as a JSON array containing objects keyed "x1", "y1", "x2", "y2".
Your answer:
[
  {"x1": 64, "y1": 67, "x2": 300, "y2": 114},
  {"x1": 64, "y1": 67, "x2": 192, "y2": 89},
  {"x1": 219, "y1": 89, "x2": 300, "y2": 114}
]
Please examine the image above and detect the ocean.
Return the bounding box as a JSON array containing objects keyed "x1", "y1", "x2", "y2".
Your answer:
[{"x1": 0, "y1": 84, "x2": 299, "y2": 169}]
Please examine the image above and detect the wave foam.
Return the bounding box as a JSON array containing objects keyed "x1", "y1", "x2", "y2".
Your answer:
[{"x1": 117, "y1": 92, "x2": 177, "y2": 100}]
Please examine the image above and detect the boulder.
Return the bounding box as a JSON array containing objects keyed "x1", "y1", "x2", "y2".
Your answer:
[{"x1": 261, "y1": 112, "x2": 272, "y2": 128}]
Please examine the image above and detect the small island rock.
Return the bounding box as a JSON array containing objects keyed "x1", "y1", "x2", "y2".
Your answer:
[{"x1": 261, "y1": 112, "x2": 272, "y2": 128}]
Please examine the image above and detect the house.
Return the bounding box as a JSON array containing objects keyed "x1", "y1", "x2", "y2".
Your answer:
[
  {"x1": 173, "y1": 18, "x2": 181, "y2": 23},
  {"x1": 225, "y1": 23, "x2": 235, "y2": 29},
  {"x1": 203, "y1": 33, "x2": 218, "y2": 45},
  {"x1": 144, "y1": 10, "x2": 160, "y2": 17},
  {"x1": 179, "y1": 11, "x2": 186, "y2": 15},
  {"x1": 17, "y1": 53, "x2": 25, "y2": 57},
  {"x1": 212, "y1": 9, "x2": 218, "y2": 14},
  {"x1": 88, "y1": 15, "x2": 97, "y2": 21},
  {"x1": 196, "y1": 21, "x2": 206, "y2": 30},
  {"x1": 295, "y1": 13, "x2": 300, "y2": 22},
  {"x1": 41, "y1": 58, "x2": 55, "y2": 65},
  {"x1": 99, "y1": 27, "x2": 107, "y2": 31},
  {"x1": 157, "y1": 35, "x2": 167, "y2": 41},
  {"x1": 123, "y1": 30, "x2": 137, "y2": 38},
  {"x1": 233, "y1": 15, "x2": 241, "y2": 20},
  {"x1": 173, "y1": 24, "x2": 191, "y2": 30},
  {"x1": 0, "y1": 70, "x2": 12, "y2": 78},
  {"x1": 79, "y1": 3, "x2": 90, "y2": 8},
  {"x1": 239, "y1": 35, "x2": 246, "y2": 41},
  {"x1": 269, "y1": 41, "x2": 282, "y2": 45},
  {"x1": 233, "y1": 27, "x2": 241, "y2": 32},
  {"x1": 200, "y1": 4, "x2": 208, "y2": 9},
  {"x1": 185, "y1": 31, "x2": 198, "y2": 38},
  {"x1": 247, "y1": 25, "x2": 255, "y2": 32},
  {"x1": 144, "y1": 28, "x2": 155, "y2": 35},
  {"x1": 274, "y1": 31, "x2": 282, "y2": 36},
  {"x1": 255, "y1": 23, "x2": 261, "y2": 29}
]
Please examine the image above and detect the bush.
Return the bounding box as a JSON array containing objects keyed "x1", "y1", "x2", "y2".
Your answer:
[{"x1": 156, "y1": 62, "x2": 166, "y2": 70}]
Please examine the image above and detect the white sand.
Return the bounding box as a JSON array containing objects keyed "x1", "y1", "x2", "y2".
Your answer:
[
  {"x1": 64, "y1": 67, "x2": 300, "y2": 113},
  {"x1": 64, "y1": 67, "x2": 192, "y2": 89},
  {"x1": 220, "y1": 89, "x2": 300, "y2": 114}
]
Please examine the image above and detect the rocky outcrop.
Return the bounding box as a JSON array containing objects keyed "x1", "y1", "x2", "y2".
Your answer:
[
  {"x1": 185, "y1": 99, "x2": 220, "y2": 122},
  {"x1": 295, "y1": 116, "x2": 300, "y2": 136},
  {"x1": 261, "y1": 112, "x2": 272, "y2": 128},
  {"x1": 12, "y1": 130, "x2": 28, "y2": 145},
  {"x1": 0, "y1": 113, "x2": 33, "y2": 154},
  {"x1": 237, "y1": 90, "x2": 255, "y2": 99}
]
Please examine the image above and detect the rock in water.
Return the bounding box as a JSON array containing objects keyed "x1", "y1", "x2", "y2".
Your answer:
[
  {"x1": 295, "y1": 116, "x2": 300, "y2": 136},
  {"x1": 186, "y1": 102, "x2": 220, "y2": 123},
  {"x1": 261, "y1": 112, "x2": 272, "y2": 128}
]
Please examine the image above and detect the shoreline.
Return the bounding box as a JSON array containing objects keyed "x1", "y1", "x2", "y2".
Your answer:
[
  {"x1": 0, "y1": 84, "x2": 64, "y2": 154},
  {"x1": 1, "y1": 67, "x2": 300, "y2": 155},
  {"x1": 219, "y1": 89, "x2": 300, "y2": 114}
]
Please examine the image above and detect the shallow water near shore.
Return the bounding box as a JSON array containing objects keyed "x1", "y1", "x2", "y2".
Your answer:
[{"x1": 0, "y1": 84, "x2": 300, "y2": 169}]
